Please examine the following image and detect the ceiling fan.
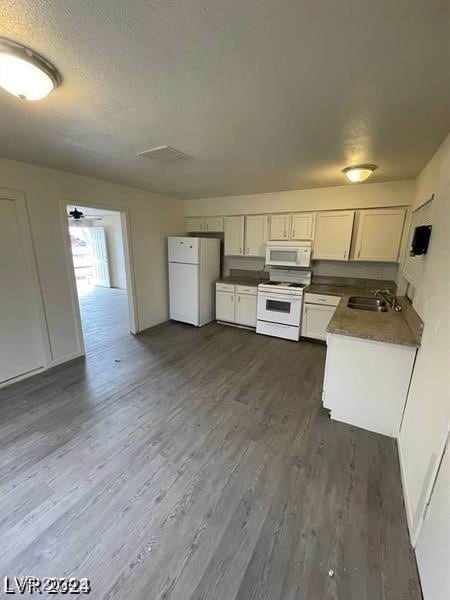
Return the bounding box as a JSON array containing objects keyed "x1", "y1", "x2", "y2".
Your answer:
[{"x1": 67, "y1": 208, "x2": 102, "y2": 222}]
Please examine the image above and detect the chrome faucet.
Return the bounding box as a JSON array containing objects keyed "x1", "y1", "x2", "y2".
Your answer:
[{"x1": 373, "y1": 289, "x2": 402, "y2": 312}]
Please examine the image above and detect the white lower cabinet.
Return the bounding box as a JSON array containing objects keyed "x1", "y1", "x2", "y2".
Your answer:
[
  {"x1": 216, "y1": 283, "x2": 257, "y2": 327},
  {"x1": 236, "y1": 293, "x2": 257, "y2": 327},
  {"x1": 301, "y1": 293, "x2": 340, "y2": 341},
  {"x1": 216, "y1": 290, "x2": 235, "y2": 323}
]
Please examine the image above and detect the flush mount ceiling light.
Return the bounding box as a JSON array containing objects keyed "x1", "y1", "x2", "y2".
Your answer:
[
  {"x1": 0, "y1": 37, "x2": 61, "y2": 101},
  {"x1": 342, "y1": 164, "x2": 378, "y2": 183}
]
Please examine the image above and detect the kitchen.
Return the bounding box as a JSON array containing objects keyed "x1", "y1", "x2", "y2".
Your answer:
[
  {"x1": 0, "y1": 2, "x2": 448, "y2": 598},
  {"x1": 169, "y1": 201, "x2": 424, "y2": 437}
]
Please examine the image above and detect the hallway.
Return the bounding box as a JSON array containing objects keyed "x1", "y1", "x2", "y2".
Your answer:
[{"x1": 77, "y1": 285, "x2": 130, "y2": 354}]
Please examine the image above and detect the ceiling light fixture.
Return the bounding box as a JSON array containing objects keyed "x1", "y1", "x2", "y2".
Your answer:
[
  {"x1": 342, "y1": 164, "x2": 377, "y2": 183},
  {"x1": 0, "y1": 37, "x2": 61, "y2": 101}
]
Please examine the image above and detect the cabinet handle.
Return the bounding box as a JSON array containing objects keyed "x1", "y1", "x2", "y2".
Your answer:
[
  {"x1": 231, "y1": 295, "x2": 233, "y2": 302},
  {"x1": 240, "y1": 247, "x2": 242, "y2": 254},
  {"x1": 292, "y1": 230, "x2": 296, "y2": 238},
  {"x1": 246, "y1": 247, "x2": 249, "y2": 254},
  {"x1": 238, "y1": 296, "x2": 240, "y2": 303},
  {"x1": 357, "y1": 250, "x2": 360, "y2": 258},
  {"x1": 205, "y1": 223, "x2": 208, "y2": 231},
  {"x1": 343, "y1": 249, "x2": 347, "y2": 258}
]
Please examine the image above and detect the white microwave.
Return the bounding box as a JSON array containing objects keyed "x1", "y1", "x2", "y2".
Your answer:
[{"x1": 265, "y1": 240, "x2": 312, "y2": 268}]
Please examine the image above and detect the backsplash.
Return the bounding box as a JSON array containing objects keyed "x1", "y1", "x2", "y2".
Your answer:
[{"x1": 224, "y1": 256, "x2": 399, "y2": 281}]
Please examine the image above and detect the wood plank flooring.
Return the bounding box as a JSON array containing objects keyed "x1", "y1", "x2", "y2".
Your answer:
[
  {"x1": 0, "y1": 322, "x2": 421, "y2": 599},
  {"x1": 77, "y1": 284, "x2": 130, "y2": 354}
]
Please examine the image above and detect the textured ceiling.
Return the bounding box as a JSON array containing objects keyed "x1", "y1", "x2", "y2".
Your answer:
[{"x1": 0, "y1": 0, "x2": 449, "y2": 199}]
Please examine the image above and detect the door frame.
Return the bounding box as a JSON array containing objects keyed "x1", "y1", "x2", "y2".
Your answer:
[
  {"x1": 0, "y1": 188, "x2": 52, "y2": 386},
  {"x1": 59, "y1": 199, "x2": 139, "y2": 354}
]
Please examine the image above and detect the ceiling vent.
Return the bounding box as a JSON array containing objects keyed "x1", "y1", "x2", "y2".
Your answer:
[{"x1": 138, "y1": 145, "x2": 190, "y2": 161}]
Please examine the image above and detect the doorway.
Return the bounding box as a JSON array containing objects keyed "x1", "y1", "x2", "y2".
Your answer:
[{"x1": 65, "y1": 204, "x2": 136, "y2": 354}]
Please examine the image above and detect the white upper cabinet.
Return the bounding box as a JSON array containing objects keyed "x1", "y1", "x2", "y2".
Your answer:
[
  {"x1": 290, "y1": 212, "x2": 315, "y2": 240},
  {"x1": 224, "y1": 216, "x2": 245, "y2": 256},
  {"x1": 313, "y1": 211, "x2": 355, "y2": 260},
  {"x1": 353, "y1": 208, "x2": 406, "y2": 262},
  {"x1": 185, "y1": 217, "x2": 204, "y2": 232},
  {"x1": 269, "y1": 214, "x2": 290, "y2": 240},
  {"x1": 186, "y1": 216, "x2": 223, "y2": 232},
  {"x1": 245, "y1": 215, "x2": 268, "y2": 256},
  {"x1": 203, "y1": 217, "x2": 224, "y2": 232}
]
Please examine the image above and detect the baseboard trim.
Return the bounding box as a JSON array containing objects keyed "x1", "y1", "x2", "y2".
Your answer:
[{"x1": 397, "y1": 435, "x2": 415, "y2": 544}]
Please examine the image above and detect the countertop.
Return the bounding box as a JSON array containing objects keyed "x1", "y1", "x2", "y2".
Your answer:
[
  {"x1": 216, "y1": 276, "x2": 264, "y2": 287},
  {"x1": 305, "y1": 283, "x2": 422, "y2": 347}
]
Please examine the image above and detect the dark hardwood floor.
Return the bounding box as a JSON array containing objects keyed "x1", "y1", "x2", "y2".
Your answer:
[{"x1": 0, "y1": 321, "x2": 421, "y2": 599}]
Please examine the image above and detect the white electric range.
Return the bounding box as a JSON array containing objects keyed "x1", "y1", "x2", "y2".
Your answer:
[{"x1": 256, "y1": 269, "x2": 312, "y2": 341}]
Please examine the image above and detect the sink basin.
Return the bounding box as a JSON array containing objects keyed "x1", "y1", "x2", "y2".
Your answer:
[{"x1": 347, "y1": 296, "x2": 388, "y2": 312}]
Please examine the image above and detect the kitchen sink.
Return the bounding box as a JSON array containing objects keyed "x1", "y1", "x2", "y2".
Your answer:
[{"x1": 347, "y1": 296, "x2": 388, "y2": 312}]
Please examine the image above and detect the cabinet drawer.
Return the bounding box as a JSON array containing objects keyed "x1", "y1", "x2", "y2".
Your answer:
[
  {"x1": 236, "y1": 284, "x2": 257, "y2": 296},
  {"x1": 216, "y1": 282, "x2": 236, "y2": 293},
  {"x1": 304, "y1": 293, "x2": 340, "y2": 306}
]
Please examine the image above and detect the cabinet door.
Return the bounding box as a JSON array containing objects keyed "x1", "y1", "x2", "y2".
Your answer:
[
  {"x1": 185, "y1": 217, "x2": 203, "y2": 232},
  {"x1": 301, "y1": 304, "x2": 336, "y2": 340},
  {"x1": 204, "y1": 217, "x2": 224, "y2": 232},
  {"x1": 236, "y1": 293, "x2": 257, "y2": 327},
  {"x1": 216, "y1": 291, "x2": 235, "y2": 322},
  {"x1": 291, "y1": 213, "x2": 315, "y2": 240},
  {"x1": 354, "y1": 208, "x2": 406, "y2": 262},
  {"x1": 313, "y1": 211, "x2": 354, "y2": 260},
  {"x1": 224, "y1": 216, "x2": 245, "y2": 255},
  {"x1": 269, "y1": 214, "x2": 290, "y2": 240},
  {"x1": 245, "y1": 215, "x2": 268, "y2": 256}
]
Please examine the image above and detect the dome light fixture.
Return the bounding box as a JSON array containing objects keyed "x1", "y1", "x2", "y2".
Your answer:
[
  {"x1": 342, "y1": 164, "x2": 378, "y2": 183},
  {"x1": 0, "y1": 37, "x2": 61, "y2": 101}
]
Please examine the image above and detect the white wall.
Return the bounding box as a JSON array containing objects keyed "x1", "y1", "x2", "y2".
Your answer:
[
  {"x1": 0, "y1": 157, "x2": 184, "y2": 367},
  {"x1": 184, "y1": 179, "x2": 414, "y2": 216},
  {"x1": 397, "y1": 135, "x2": 450, "y2": 546},
  {"x1": 101, "y1": 213, "x2": 127, "y2": 289}
]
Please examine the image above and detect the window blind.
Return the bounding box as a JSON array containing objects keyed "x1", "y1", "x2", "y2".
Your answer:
[{"x1": 402, "y1": 199, "x2": 433, "y2": 286}]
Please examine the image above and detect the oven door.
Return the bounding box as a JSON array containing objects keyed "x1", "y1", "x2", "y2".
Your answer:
[{"x1": 257, "y1": 292, "x2": 302, "y2": 326}]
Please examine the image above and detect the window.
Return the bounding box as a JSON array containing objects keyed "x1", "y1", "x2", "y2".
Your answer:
[{"x1": 402, "y1": 199, "x2": 433, "y2": 287}]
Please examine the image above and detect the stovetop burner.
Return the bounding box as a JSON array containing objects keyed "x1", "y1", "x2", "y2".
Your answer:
[{"x1": 264, "y1": 281, "x2": 305, "y2": 288}]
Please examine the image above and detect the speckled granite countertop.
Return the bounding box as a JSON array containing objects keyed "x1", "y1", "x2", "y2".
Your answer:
[
  {"x1": 216, "y1": 276, "x2": 262, "y2": 287},
  {"x1": 305, "y1": 283, "x2": 422, "y2": 347},
  {"x1": 216, "y1": 268, "x2": 269, "y2": 287}
]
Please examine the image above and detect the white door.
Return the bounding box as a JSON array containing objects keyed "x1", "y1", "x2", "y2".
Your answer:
[
  {"x1": 354, "y1": 208, "x2": 406, "y2": 262},
  {"x1": 90, "y1": 227, "x2": 110, "y2": 287},
  {"x1": 216, "y1": 291, "x2": 235, "y2": 322},
  {"x1": 169, "y1": 262, "x2": 199, "y2": 325},
  {"x1": 269, "y1": 214, "x2": 290, "y2": 240},
  {"x1": 236, "y1": 293, "x2": 257, "y2": 327},
  {"x1": 291, "y1": 213, "x2": 315, "y2": 240},
  {"x1": 185, "y1": 217, "x2": 204, "y2": 232},
  {"x1": 415, "y1": 443, "x2": 450, "y2": 600},
  {"x1": 204, "y1": 217, "x2": 224, "y2": 232},
  {"x1": 245, "y1": 215, "x2": 268, "y2": 256},
  {"x1": 0, "y1": 196, "x2": 45, "y2": 383},
  {"x1": 224, "y1": 216, "x2": 245, "y2": 256},
  {"x1": 301, "y1": 303, "x2": 336, "y2": 340},
  {"x1": 313, "y1": 211, "x2": 355, "y2": 260}
]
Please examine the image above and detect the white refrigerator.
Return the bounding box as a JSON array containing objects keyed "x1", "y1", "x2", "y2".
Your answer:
[{"x1": 168, "y1": 237, "x2": 220, "y2": 326}]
